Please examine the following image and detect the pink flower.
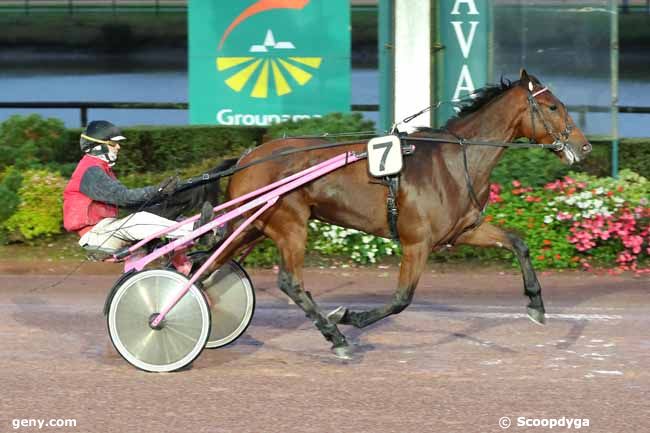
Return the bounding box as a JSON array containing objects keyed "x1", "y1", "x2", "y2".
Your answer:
[
  {"x1": 489, "y1": 183, "x2": 503, "y2": 204},
  {"x1": 512, "y1": 180, "x2": 521, "y2": 187}
]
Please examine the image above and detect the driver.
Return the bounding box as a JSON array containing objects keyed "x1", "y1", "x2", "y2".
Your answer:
[{"x1": 62, "y1": 120, "x2": 197, "y2": 253}]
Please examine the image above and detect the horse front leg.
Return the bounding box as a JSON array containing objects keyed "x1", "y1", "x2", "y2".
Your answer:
[
  {"x1": 329, "y1": 239, "x2": 431, "y2": 329},
  {"x1": 264, "y1": 209, "x2": 353, "y2": 359},
  {"x1": 454, "y1": 222, "x2": 546, "y2": 324}
]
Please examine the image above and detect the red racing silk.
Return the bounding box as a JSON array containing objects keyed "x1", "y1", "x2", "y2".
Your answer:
[{"x1": 63, "y1": 155, "x2": 118, "y2": 235}]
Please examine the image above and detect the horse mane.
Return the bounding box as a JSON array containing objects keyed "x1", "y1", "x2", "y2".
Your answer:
[
  {"x1": 450, "y1": 76, "x2": 518, "y2": 121},
  {"x1": 409, "y1": 78, "x2": 521, "y2": 136}
]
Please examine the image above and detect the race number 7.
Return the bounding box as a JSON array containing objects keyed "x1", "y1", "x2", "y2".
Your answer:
[
  {"x1": 372, "y1": 141, "x2": 392, "y2": 171},
  {"x1": 367, "y1": 135, "x2": 403, "y2": 177}
]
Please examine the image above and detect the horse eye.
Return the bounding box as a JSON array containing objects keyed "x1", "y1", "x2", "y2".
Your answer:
[{"x1": 549, "y1": 105, "x2": 558, "y2": 111}]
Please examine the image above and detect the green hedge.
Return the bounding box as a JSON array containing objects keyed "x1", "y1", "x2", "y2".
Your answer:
[
  {"x1": 491, "y1": 139, "x2": 650, "y2": 187},
  {"x1": 62, "y1": 125, "x2": 265, "y2": 177},
  {"x1": 1, "y1": 114, "x2": 648, "y2": 274}
]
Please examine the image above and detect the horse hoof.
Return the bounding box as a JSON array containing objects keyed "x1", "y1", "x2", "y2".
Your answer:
[
  {"x1": 327, "y1": 306, "x2": 348, "y2": 324},
  {"x1": 331, "y1": 344, "x2": 355, "y2": 360},
  {"x1": 527, "y1": 307, "x2": 546, "y2": 326}
]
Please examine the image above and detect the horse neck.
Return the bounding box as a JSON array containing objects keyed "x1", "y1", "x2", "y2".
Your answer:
[{"x1": 444, "y1": 89, "x2": 525, "y2": 183}]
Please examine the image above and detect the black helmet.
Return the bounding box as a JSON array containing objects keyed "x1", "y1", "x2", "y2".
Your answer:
[{"x1": 80, "y1": 120, "x2": 126, "y2": 153}]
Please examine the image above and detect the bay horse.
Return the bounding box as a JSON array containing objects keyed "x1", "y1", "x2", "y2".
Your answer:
[{"x1": 208, "y1": 70, "x2": 592, "y2": 358}]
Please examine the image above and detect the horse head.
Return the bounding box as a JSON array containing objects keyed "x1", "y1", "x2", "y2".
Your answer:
[{"x1": 517, "y1": 69, "x2": 592, "y2": 165}]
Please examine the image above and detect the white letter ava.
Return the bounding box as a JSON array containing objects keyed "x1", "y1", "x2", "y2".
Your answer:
[
  {"x1": 451, "y1": 21, "x2": 479, "y2": 59},
  {"x1": 453, "y1": 65, "x2": 476, "y2": 100},
  {"x1": 451, "y1": 0, "x2": 479, "y2": 15}
]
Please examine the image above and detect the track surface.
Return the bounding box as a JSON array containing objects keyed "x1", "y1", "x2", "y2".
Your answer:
[{"x1": 0, "y1": 265, "x2": 648, "y2": 433}]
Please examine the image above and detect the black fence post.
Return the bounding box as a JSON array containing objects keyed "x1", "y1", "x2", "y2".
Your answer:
[
  {"x1": 81, "y1": 107, "x2": 88, "y2": 128},
  {"x1": 68, "y1": 0, "x2": 73, "y2": 15},
  {"x1": 24, "y1": 0, "x2": 29, "y2": 16}
]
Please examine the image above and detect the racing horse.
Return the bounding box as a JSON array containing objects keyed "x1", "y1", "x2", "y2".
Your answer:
[{"x1": 208, "y1": 70, "x2": 592, "y2": 358}]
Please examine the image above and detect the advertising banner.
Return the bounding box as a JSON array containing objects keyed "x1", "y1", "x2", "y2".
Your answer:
[
  {"x1": 436, "y1": 0, "x2": 490, "y2": 126},
  {"x1": 189, "y1": 0, "x2": 351, "y2": 126}
]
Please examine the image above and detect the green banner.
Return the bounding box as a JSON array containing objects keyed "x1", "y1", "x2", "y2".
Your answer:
[
  {"x1": 189, "y1": 0, "x2": 350, "y2": 126},
  {"x1": 436, "y1": 0, "x2": 491, "y2": 126}
]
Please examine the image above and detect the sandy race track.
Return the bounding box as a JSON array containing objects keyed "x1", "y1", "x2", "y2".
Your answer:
[{"x1": 0, "y1": 263, "x2": 648, "y2": 433}]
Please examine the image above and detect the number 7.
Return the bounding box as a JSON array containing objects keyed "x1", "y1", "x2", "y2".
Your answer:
[{"x1": 372, "y1": 141, "x2": 392, "y2": 171}]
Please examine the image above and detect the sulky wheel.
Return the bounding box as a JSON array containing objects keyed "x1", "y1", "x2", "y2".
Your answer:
[
  {"x1": 202, "y1": 261, "x2": 255, "y2": 349},
  {"x1": 107, "y1": 269, "x2": 211, "y2": 372}
]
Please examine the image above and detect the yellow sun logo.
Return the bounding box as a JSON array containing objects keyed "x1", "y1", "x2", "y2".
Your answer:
[
  {"x1": 216, "y1": 56, "x2": 322, "y2": 99},
  {"x1": 217, "y1": 29, "x2": 321, "y2": 99}
]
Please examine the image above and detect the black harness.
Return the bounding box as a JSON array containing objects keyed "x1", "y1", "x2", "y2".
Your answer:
[{"x1": 182, "y1": 94, "x2": 572, "y2": 245}]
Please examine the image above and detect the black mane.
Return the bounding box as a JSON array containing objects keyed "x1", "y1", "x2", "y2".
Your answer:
[{"x1": 452, "y1": 77, "x2": 516, "y2": 120}]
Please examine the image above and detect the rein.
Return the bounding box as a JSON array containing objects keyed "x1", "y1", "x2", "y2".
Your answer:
[
  {"x1": 185, "y1": 86, "x2": 572, "y2": 223},
  {"x1": 182, "y1": 133, "x2": 564, "y2": 192}
]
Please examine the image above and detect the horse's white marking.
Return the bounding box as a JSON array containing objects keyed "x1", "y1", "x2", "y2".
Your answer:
[
  {"x1": 528, "y1": 81, "x2": 534, "y2": 92},
  {"x1": 590, "y1": 339, "x2": 605, "y2": 343}
]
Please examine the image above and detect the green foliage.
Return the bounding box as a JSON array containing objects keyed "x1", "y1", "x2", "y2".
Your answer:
[
  {"x1": 265, "y1": 112, "x2": 376, "y2": 140},
  {"x1": 62, "y1": 125, "x2": 265, "y2": 177},
  {"x1": 491, "y1": 148, "x2": 571, "y2": 186},
  {"x1": 486, "y1": 186, "x2": 576, "y2": 269},
  {"x1": 571, "y1": 169, "x2": 649, "y2": 206},
  {"x1": 0, "y1": 166, "x2": 23, "y2": 224},
  {"x1": 3, "y1": 169, "x2": 66, "y2": 240},
  {"x1": 490, "y1": 139, "x2": 650, "y2": 187},
  {"x1": 0, "y1": 114, "x2": 68, "y2": 169},
  {"x1": 239, "y1": 239, "x2": 280, "y2": 268},
  {"x1": 0, "y1": 185, "x2": 20, "y2": 223}
]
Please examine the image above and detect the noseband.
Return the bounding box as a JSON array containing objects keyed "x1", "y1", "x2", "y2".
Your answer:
[{"x1": 527, "y1": 86, "x2": 574, "y2": 152}]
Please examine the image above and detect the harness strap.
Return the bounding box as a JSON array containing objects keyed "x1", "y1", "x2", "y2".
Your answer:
[
  {"x1": 459, "y1": 138, "x2": 483, "y2": 210},
  {"x1": 384, "y1": 175, "x2": 400, "y2": 242}
]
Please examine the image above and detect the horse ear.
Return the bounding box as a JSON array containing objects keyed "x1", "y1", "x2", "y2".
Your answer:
[{"x1": 519, "y1": 68, "x2": 529, "y2": 81}]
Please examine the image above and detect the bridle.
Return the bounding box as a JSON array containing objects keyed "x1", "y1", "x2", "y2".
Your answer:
[{"x1": 526, "y1": 86, "x2": 575, "y2": 154}]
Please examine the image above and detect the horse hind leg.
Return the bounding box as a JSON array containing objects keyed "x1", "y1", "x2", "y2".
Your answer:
[
  {"x1": 455, "y1": 222, "x2": 546, "y2": 324},
  {"x1": 330, "y1": 239, "x2": 431, "y2": 329},
  {"x1": 264, "y1": 207, "x2": 354, "y2": 359}
]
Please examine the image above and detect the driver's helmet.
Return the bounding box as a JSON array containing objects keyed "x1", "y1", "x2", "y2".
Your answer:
[{"x1": 80, "y1": 120, "x2": 126, "y2": 164}]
